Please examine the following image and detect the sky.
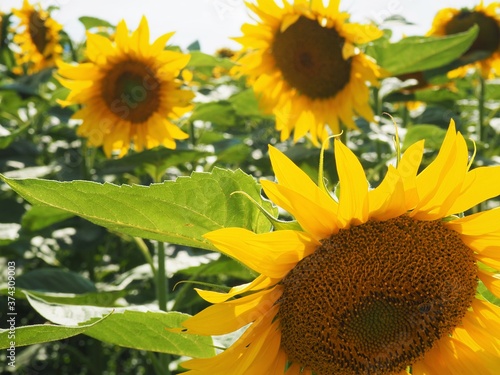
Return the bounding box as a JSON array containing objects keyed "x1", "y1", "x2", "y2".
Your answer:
[{"x1": 0, "y1": 0, "x2": 492, "y2": 53}]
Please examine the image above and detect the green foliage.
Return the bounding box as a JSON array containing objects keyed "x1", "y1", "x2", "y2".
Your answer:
[
  {"x1": 1, "y1": 168, "x2": 276, "y2": 250},
  {"x1": 367, "y1": 26, "x2": 479, "y2": 75}
]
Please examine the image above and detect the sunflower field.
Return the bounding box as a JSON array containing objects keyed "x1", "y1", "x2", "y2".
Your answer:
[{"x1": 1, "y1": 0, "x2": 500, "y2": 374}]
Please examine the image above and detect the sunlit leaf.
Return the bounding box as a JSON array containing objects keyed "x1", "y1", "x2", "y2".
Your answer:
[
  {"x1": 0, "y1": 168, "x2": 276, "y2": 250},
  {"x1": 366, "y1": 26, "x2": 478, "y2": 75},
  {"x1": 26, "y1": 295, "x2": 215, "y2": 357}
]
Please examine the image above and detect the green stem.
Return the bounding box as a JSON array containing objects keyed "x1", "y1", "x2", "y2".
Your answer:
[
  {"x1": 133, "y1": 237, "x2": 157, "y2": 279},
  {"x1": 372, "y1": 86, "x2": 380, "y2": 118},
  {"x1": 156, "y1": 240, "x2": 170, "y2": 375},
  {"x1": 478, "y1": 76, "x2": 486, "y2": 144},
  {"x1": 190, "y1": 120, "x2": 196, "y2": 146},
  {"x1": 156, "y1": 241, "x2": 168, "y2": 312}
]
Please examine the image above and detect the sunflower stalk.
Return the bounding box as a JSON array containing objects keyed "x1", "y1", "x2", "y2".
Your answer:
[
  {"x1": 478, "y1": 75, "x2": 486, "y2": 144},
  {"x1": 156, "y1": 240, "x2": 171, "y2": 374}
]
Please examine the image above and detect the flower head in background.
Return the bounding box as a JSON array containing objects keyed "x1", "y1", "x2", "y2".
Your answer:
[
  {"x1": 179, "y1": 120, "x2": 500, "y2": 374},
  {"x1": 12, "y1": 0, "x2": 62, "y2": 74},
  {"x1": 57, "y1": 17, "x2": 194, "y2": 158},
  {"x1": 233, "y1": 0, "x2": 382, "y2": 145},
  {"x1": 428, "y1": 1, "x2": 500, "y2": 78}
]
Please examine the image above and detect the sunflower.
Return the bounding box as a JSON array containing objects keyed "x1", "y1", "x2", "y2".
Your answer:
[
  {"x1": 428, "y1": 1, "x2": 500, "y2": 78},
  {"x1": 233, "y1": 0, "x2": 382, "y2": 145},
  {"x1": 12, "y1": 0, "x2": 62, "y2": 74},
  {"x1": 56, "y1": 17, "x2": 194, "y2": 158},
  {"x1": 177, "y1": 119, "x2": 500, "y2": 374}
]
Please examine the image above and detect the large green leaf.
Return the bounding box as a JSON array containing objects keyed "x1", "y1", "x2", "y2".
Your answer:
[
  {"x1": 24, "y1": 295, "x2": 214, "y2": 358},
  {"x1": 366, "y1": 26, "x2": 478, "y2": 75},
  {"x1": 402, "y1": 125, "x2": 447, "y2": 151},
  {"x1": 0, "y1": 168, "x2": 275, "y2": 250},
  {"x1": 0, "y1": 314, "x2": 108, "y2": 350},
  {"x1": 16, "y1": 269, "x2": 97, "y2": 294}
]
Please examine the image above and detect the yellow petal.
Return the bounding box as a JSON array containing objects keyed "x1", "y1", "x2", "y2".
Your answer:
[
  {"x1": 398, "y1": 140, "x2": 424, "y2": 209},
  {"x1": 196, "y1": 274, "x2": 277, "y2": 303},
  {"x1": 412, "y1": 125, "x2": 469, "y2": 220},
  {"x1": 268, "y1": 145, "x2": 338, "y2": 213},
  {"x1": 413, "y1": 336, "x2": 493, "y2": 375},
  {"x1": 335, "y1": 139, "x2": 369, "y2": 226},
  {"x1": 182, "y1": 287, "x2": 282, "y2": 335},
  {"x1": 478, "y1": 270, "x2": 500, "y2": 298},
  {"x1": 203, "y1": 228, "x2": 317, "y2": 278},
  {"x1": 459, "y1": 304, "x2": 500, "y2": 355},
  {"x1": 280, "y1": 13, "x2": 301, "y2": 32},
  {"x1": 86, "y1": 32, "x2": 114, "y2": 63},
  {"x1": 446, "y1": 207, "x2": 500, "y2": 236},
  {"x1": 261, "y1": 180, "x2": 340, "y2": 239},
  {"x1": 182, "y1": 306, "x2": 279, "y2": 374},
  {"x1": 446, "y1": 166, "x2": 500, "y2": 215},
  {"x1": 368, "y1": 165, "x2": 407, "y2": 220}
]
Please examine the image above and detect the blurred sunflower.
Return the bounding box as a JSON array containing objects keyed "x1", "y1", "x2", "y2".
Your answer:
[
  {"x1": 12, "y1": 0, "x2": 62, "y2": 74},
  {"x1": 428, "y1": 1, "x2": 500, "y2": 78},
  {"x1": 178, "y1": 120, "x2": 500, "y2": 374},
  {"x1": 57, "y1": 17, "x2": 194, "y2": 158},
  {"x1": 233, "y1": 0, "x2": 382, "y2": 145}
]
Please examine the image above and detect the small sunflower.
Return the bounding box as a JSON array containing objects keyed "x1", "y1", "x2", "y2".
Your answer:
[
  {"x1": 428, "y1": 1, "x2": 500, "y2": 78},
  {"x1": 178, "y1": 120, "x2": 500, "y2": 374},
  {"x1": 12, "y1": 0, "x2": 62, "y2": 74},
  {"x1": 57, "y1": 17, "x2": 194, "y2": 158},
  {"x1": 233, "y1": 0, "x2": 382, "y2": 145}
]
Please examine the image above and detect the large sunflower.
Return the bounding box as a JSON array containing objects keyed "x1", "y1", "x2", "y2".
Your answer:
[
  {"x1": 12, "y1": 0, "x2": 62, "y2": 74},
  {"x1": 428, "y1": 1, "x2": 500, "y2": 78},
  {"x1": 57, "y1": 17, "x2": 194, "y2": 158},
  {"x1": 178, "y1": 120, "x2": 500, "y2": 374},
  {"x1": 233, "y1": 0, "x2": 382, "y2": 145}
]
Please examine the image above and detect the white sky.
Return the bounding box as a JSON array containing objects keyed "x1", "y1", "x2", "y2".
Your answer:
[{"x1": 0, "y1": 0, "x2": 491, "y2": 53}]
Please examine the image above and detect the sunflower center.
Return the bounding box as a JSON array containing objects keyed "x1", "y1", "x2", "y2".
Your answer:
[
  {"x1": 101, "y1": 60, "x2": 161, "y2": 123},
  {"x1": 272, "y1": 16, "x2": 351, "y2": 99},
  {"x1": 278, "y1": 215, "x2": 477, "y2": 375},
  {"x1": 445, "y1": 10, "x2": 500, "y2": 55},
  {"x1": 29, "y1": 11, "x2": 49, "y2": 54}
]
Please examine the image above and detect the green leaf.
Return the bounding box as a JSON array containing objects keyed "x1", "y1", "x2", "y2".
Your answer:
[
  {"x1": 402, "y1": 125, "x2": 447, "y2": 151},
  {"x1": 187, "y1": 51, "x2": 234, "y2": 70},
  {"x1": 16, "y1": 269, "x2": 97, "y2": 294},
  {"x1": 0, "y1": 168, "x2": 275, "y2": 250},
  {"x1": 229, "y1": 89, "x2": 263, "y2": 118},
  {"x1": 1, "y1": 287, "x2": 129, "y2": 307},
  {"x1": 21, "y1": 206, "x2": 74, "y2": 231},
  {"x1": 366, "y1": 26, "x2": 478, "y2": 75},
  {"x1": 78, "y1": 16, "x2": 114, "y2": 30},
  {"x1": 26, "y1": 295, "x2": 215, "y2": 357},
  {"x1": 190, "y1": 101, "x2": 236, "y2": 128},
  {"x1": 0, "y1": 315, "x2": 108, "y2": 350}
]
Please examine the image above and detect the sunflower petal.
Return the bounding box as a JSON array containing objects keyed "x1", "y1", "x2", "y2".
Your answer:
[
  {"x1": 261, "y1": 180, "x2": 340, "y2": 239},
  {"x1": 268, "y1": 145, "x2": 338, "y2": 213},
  {"x1": 196, "y1": 274, "x2": 277, "y2": 304},
  {"x1": 446, "y1": 166, "x2": 500, "y2": 215},
  {"x1": 204, "y1": 228, "x2": 317, "y2": 278},
  {"x1": 182, "y1": 306, "x2": 279, "y2": 374},
  {"x1": 335, "y1": 139, "x2": 369, "y2": 226},
  {"x1": 368, "y1": 165, "x2": 407, "y2": 220},
  {"x1": 182, "y1": 287, "x2": 282, "y2": 335}
]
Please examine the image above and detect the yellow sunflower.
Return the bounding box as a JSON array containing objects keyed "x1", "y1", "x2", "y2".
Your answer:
[
  {"x1": 177, "y1": 119, "x2": 500, "y2": 374},
  {"x1": 428, "y1": 1, "x2": 500, "y2": 78},
  {"x1": 233, "y1": 0, "x2": 382, "y2": 145},
  {"x1": 56, "y1": 17, "x2": 194, "y2": 158},
  {"x1": 12, "y1": 0, "x2": 62, "y2": 74}
]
